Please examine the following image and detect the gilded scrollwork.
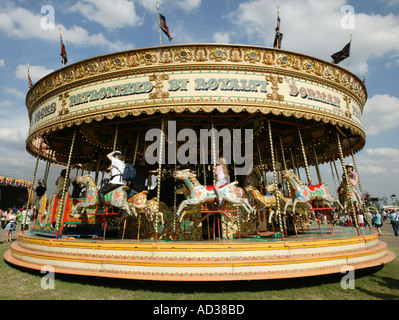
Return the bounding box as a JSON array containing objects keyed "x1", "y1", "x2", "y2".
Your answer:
[
  {"x1": 26, "y1": 44, "x2": 367, "y2": 121},
  {"x1": 228, "y1": 48, "x2": 242, "y2": 63},
  {"x1": 149, "y1": 73, "x2": 170, "y2": 99},
  {"x1": 159, "y1": 49, "x2": 173, "y2": 64},
  {"x1": 266, "y1": 74, "x2": 284, "y2": 101},
  {"x1": 209, "y1": 47, "x2": 227, "y2": 62},
  {"x1": 244, "y1": 49, "x2": 261, "y2": 64},
  {"x1": 193, "y1": 47, "x2": 208, "y2": 62},
  {"x1": 263, "y1": 50, "x2": 276, "y2": 65},
  {"x1": 174, "y1": 48, "x2": 192, "y2": 63}
]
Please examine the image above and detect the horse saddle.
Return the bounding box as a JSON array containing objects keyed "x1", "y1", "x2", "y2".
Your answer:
[
  {"x1": 206, "y1": 184, "x2": 227, "y2": 192},
  {"x1": 307, "y1": 184, "x2": 324, "y2": 191}
]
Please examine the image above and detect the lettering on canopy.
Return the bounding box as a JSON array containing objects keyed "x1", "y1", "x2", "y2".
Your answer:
[{"x1": 69, "y1": 81, "x2": 154, "y2": 107}]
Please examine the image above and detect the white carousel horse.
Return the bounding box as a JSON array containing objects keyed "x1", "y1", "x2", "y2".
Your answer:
[
  {"x1": 173, "y1": 169, "x2": 255, "y2": 218},
  {"x1": 280, "y1": 169, "x2": 342, "y2": 215},
  {"x1": 71, "y1": 175, "x2": 133, "y2": 217},
  {"x1": 265, "y1": 183, "x2": 314, "y2": 223}
]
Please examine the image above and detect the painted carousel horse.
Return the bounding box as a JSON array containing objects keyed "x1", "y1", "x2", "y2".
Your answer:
[
  {"x1": 70, "y1": 175, "x2": 133, "y2": 217},
  {"x1": 266, "y1": 183, "x2": 314, "y2": 224},
  {"x1": 173, "y1": 169, "x2": 255, "y2": 219},
  {"x1": 246, "y1": 185, "x2": 277, "y2": 211},
  {"x1": 281, "y1": 169, "x2": 342, "y2": 215}
]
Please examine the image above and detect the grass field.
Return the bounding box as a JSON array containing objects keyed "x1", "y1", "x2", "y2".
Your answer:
[{"x1": 0, "y1": 223, "x2": 398, "y2": 301}]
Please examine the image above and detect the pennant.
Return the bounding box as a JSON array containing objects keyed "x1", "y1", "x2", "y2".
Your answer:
[
  {"x1": 159, "y1": 13, "x2": 173, "y2": 42},
  {"x1": 59, "y1": 30, "x2": 68, "y2": 65},
  {"x1": 27, "y1": 62, "x2": 33, "y2": 89},
  {"x1": 273, "y1": 14, "x2": 283, "y2": 49},
  {"x1": 331, "y1": 42, "x2": 350, "y2": 64}
]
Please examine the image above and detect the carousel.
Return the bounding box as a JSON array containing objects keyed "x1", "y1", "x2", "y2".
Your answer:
[{"x1": 4, "y1": 43, "x2": 395, "y2": 281}]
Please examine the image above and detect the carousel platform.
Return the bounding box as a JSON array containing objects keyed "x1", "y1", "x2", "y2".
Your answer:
[{"x1": 4, "y1": 226, "x2": 395, "y2": 281}]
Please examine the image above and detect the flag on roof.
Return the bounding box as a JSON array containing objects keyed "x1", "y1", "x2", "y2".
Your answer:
[
  {"x1": 28, "y1": 62, "x2": 33, "y2": 89},
  {"x1": 273, "y1": 11, "x2": 283, "y2": 49},
  {"x1": 159, "y1": 13, "x2": 173, "y2": 42},
  {"x1": 59, "y1": 29, "x2": 68, "y2": 65},
  {"x1": 331, "y1": 42, "x2": 350, "y2": 64}
]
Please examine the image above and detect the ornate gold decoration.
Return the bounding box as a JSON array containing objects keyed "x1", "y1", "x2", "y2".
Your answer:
[
  {"x1": 228, "y1": 48, "x2": 242, "y2": 62},
  {"x1": 159, "y1": 49, "x2": 173, "y2": 64},
  {"x1": 141, "y1": 51, "x2": 157, "y2": 65},
  {"x1": 193, "y1": 47, "x2": 208, "y2": 62},
  {"x1": 210, "y1": 47, "x2": 227, "y2": 62},
  {"x1": 149, "y1": 73, "x2": 169, "y2": 99},
  {"x1": 266, "y1": 74, "x2": 284, "y2": 101},
  {"x1": 344, "y1": 95, "x2": 352, "y2": 118},
  {"x1": 25, "y1": 44, "x2": 368, "y2": 159},
  {"x1": 58, "y1": 91, "x2": 70, "y2": 116},
  {"x1": 244, "y1": 49, "x2": 261, "y2": 64},
  {"x1": 174, "y1": 48, "x2": 192, "y2": 63}
]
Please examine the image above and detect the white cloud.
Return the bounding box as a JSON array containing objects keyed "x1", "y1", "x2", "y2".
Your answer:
[
  {"x1": 174, "y1": 0, "x2": 201, "y2": 12},
  {"x1": 15, "y1": 64, "x2": 54, "y2": 84},
  {"x1": 0, "y1": 58, "x2": 4, "y2": 67},
  {"x1": 213, "y1": 32, "x2": 230, "y2": 43},
  {"x1": 0, "y1": 100, "x2": 12, "y2": 108},
  {"x1": 230, "y1": 0, "x2": 399, "y2": 75},
  {"x1": 0, "y1": 3, "x2": 134, "y2": 52},
  {"x1": 68, "y1": 0, "x2": 143, "y2": 30},
  {"x1": 362, "y1": 94, "x2": 399, "y2": 135},
  {"x1": 3, "y1": 87, "x2": 25, "y2": 100}
]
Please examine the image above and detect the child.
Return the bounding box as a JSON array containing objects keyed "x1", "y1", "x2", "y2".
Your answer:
[{"x1": 213, "y1": 157, "x2": 228, "y2": 207}]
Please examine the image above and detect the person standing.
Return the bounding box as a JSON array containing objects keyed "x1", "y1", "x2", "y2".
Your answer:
[
  {"x1": 20, "y1": 206, "x2": 31, "y2": 231},
  {"x1": 55, "y1": 169, "x2": 71, "y2": 198},
  {"x1": 97, "y1": 151, "x2": 125, "y2": 213},
  {"x1": 373, "y1": 210, "x2": 382, "y2": 236},
  {"x1": 5, "y1": 208, "x2": 17, "y2": 242},
  {"x1": 390, "y1": 210, "x2": 399, "y2": 236}
]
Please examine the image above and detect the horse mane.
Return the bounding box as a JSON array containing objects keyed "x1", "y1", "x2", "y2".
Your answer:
[
  {"x1": 291, "y1": 172, "x2": 303, "y2": 186},
  {"x1": 82, "y1": 175, "x2": 97, "y2": 189},
  {"x1": 188, "y1": 174, "x2": 200, "y2": 187}
]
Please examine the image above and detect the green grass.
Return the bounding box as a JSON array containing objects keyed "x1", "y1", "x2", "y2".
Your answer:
[{"x1": 0, "y1": 227, "x2": 398, "y2": 301}]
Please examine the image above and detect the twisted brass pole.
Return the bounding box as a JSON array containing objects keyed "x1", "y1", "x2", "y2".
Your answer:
[
  {"x1": 335, "y1": 131, "x2": 359, "y2": 235},
  {"x1": 155, "y1": 118, "x2": 165, "y2": 242},
  {"x1": 55, "y1": 130, "x2": 76, "y2": 238},
  {"x1": 268, "y1": 120, "x2": 284, "y2": 240},
  {"x1": 23, "y1": 137, "x2": 43, "y2": 232}
]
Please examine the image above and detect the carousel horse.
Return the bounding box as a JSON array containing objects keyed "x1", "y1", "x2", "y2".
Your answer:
[
  {"x1": 265, "y1": 183, "x2": 314, "y2": 224},
  {"x1": 246, "y1": 185, "x2": 277, "y2": 211},
  {"x1": 173, "y1": 169, "x2": 255, "y2": 219},
  {"x1": 281, "y1": 169, "x2": 342, "y2": 215},
  {"x1": 144, "y1": 198, "x2": 166, "y2": 224},
  {"x1": 127, "y1": 191, "x2": 149, "y2": 217},
  {"x1": 70, "y1": 175, "x2": 133, "y2": 217}
]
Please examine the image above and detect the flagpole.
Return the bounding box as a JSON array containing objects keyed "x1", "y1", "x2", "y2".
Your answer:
[
  {"x1": 347, "y1": 34, "x2": 352, "y2": 70},
  {"x1": 157, "y1": 0, "x2": 162, "y2": 46}
]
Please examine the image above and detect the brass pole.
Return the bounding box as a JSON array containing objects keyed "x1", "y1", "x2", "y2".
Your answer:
[
  {"x1": 335, "y1": 131, "x2": 359, "y2": 235},
  {"x1": 268, "y1": 120, "x2": 284, "y2": 240},
  {"x1": 55, "y1": 130, "x2": 76, "y2": 238}
]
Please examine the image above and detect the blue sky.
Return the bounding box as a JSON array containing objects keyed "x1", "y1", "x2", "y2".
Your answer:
[{"x1": 0, "y1": 0, "x2": 398, "y2": 202}]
